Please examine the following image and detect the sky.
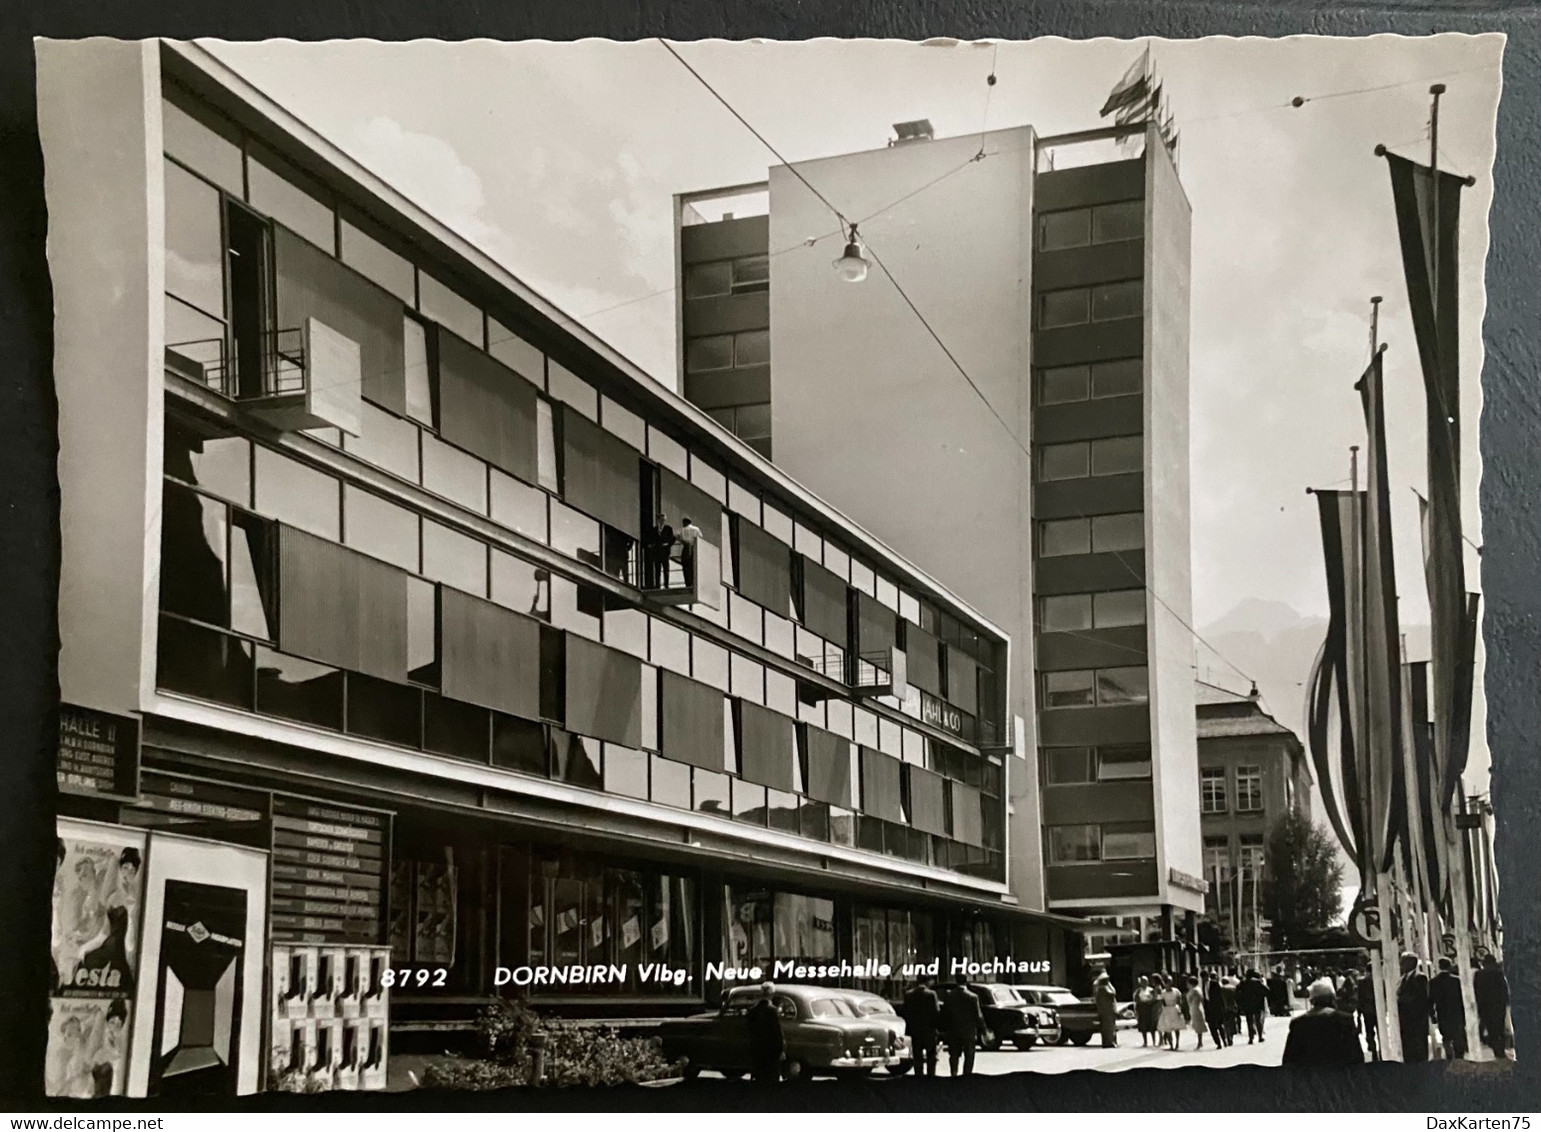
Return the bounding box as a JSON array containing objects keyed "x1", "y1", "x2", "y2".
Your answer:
[{"x1": 201, "y1": 34, "x2": 1503, "y2": 793}]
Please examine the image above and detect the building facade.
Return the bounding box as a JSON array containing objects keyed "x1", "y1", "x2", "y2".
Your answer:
[
  {"x1": 674, "y1": 121, "x2": 1206, "y2": 932},
  {"x1": 1194, "y1": 681, "x2": 1312, "y2": 954},
  {"x1": 41, "y1": 40, "x2": 1086, "y2": 1100}
]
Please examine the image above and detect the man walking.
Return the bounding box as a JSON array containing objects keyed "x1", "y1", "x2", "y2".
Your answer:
[
  {"x1": 1429, "y1": 957, "x2": 1468, "y2": 1059},
  {"x1": 1282, "y1": 979, "x2": 1364, "y2": 1067},
  {"x1": 746, "y1": 982, "x2": 785, "y2": 1083},
  {"x1": 1473, "y1": 953, "x2": 1511, "y2": 1060},
  {"x1": 902, "y1": 977, "x2": 941, "y2": 1077},
  {"x1": 1267, "y1": 967, "x2": 1290, "y2": 1017},
  {"x1": 939, "y1": 983, "x2": 985, "y2": 1076},
  {"x1": 1093, "y1": 970, "x2": 1119, "y2": 1048},
  {"x1": 1396, "y1": 952, "x2": 1432, "y2": 1063},
  {"x1": 1237, "y1": 969, "x2": 1268, "y2": 1043}
]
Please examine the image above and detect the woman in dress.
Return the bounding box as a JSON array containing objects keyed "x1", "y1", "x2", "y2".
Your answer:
[
  {"x1": 1156, "y1": 976, "x2": 1185, "y2": 1050},
  {"x1": 1186, "y1": 975, "x2": 1209, "y2": 1049},
  {"x1": 1134, "y1": 975, "x2": 1158, "y2": 1047}
]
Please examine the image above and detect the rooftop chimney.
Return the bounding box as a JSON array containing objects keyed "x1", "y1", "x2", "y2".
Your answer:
[{"x1": 890, "y1": 119, "x2": 935, "y2": 146}]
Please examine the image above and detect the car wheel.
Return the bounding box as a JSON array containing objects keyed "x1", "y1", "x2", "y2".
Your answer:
[
  {"x1": 887, "y1": 1060, "x2": 912, "y2": 1077},
  {"x1": 680, "y1": 1059, "x2": 701, "y2": 1082},
  {"x1": 720, "y1": 1068, "x2": 745, "y2": 1080},
  {"x1": 1070, "y1": 1032, "x2": 1092, "y2": 1047},
  {"x1": 982, "y1": 1028, "x2": 1002, "y2": 1052},
  {"x1": 782, "y1": 1058, "x2": 810, "y2": 1082},
  {"x1": 1057, "y1": 1032, "x2": 1072, "y2": 1046},
  {"x1": 1014, "y1": 1035, "x2": 1037, "y2": 1051}
]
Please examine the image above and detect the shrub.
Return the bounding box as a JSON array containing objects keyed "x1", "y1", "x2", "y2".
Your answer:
[{"x1": 419, "y1": 1056, "x2": 525, "y2": 1092}]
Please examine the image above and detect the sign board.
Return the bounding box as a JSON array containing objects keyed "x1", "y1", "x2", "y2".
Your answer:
[
  {"x1": 270, "y1": 797, "x2": 388, "y2": 946},
  {"x1": 1455, "y1": 814, "x2": 1482, "y2": 831},
  {"x1": 1348, "y1": 896, "x2": 1382, "y2": 946},
  {"x1": 57, "y1": 705, "x2": 141, "y2": 802},
  {"x1": 1168, "y1": 867, "x2": 1209, "y2": 895},
  {"x1": 920, "y1": 692, "x2": 965, "y2": 738},
  {"x1": 1441, "y1": 932, "x2": 1458, "y2": 959}
]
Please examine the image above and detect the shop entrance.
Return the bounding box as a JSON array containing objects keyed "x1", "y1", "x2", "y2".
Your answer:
[{"x1": 148, "y1": 880, "x2": 248, "y2": 1097}]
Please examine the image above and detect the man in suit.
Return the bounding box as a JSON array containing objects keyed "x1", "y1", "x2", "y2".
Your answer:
[
  {"x1": 1429, "y1": 957, "x2": 1468, "y2": 1059},
  {"x1": 938, "y1": 983, "x2": 985, "y2": 1076},
  {"x1": 1093, "y1": 971, "x2": 1119, "y2": 1048},
  {"x1": 745, "y1": 982, "x2": 785, "y2": 1084},
  {"x1": 902, "y1": 978, "x2": 941, "y2": 1077},
  {"x1": 1473, "y1": 953, "x2": 1511, "y2": 1060},
  {"x1": 1237, "y1": 969, "x2": 1269, "y2": 1043},
  {"x1": 1282, "y1": 979, "x2": 1365, "y2": 1068},
  {"x1": 1397, "y1": 952, "x2": 1432, "y2": 1063}
]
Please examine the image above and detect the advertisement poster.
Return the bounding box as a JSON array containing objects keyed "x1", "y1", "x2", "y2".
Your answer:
[
  {"x1": 52, "y1": 823, "x2": 145, "y2": 997},
  {"x1": 45, "y1": 996, "x2": 134, "y2": 1098}
]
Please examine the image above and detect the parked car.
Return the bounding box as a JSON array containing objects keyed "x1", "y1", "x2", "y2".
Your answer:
[
  {"x1": 937, "y1": 982, "x2": 1059, "y2": 1050},
  {"x1": 838, "y1": 990, "x2": 913, "y2": 1075},
  {"x1": 1012, "y1": 984, "x2": 1137, "y2": 1046},
  {"x1": 660, "y1": 984, "x2": 904, "y2": 1081}
]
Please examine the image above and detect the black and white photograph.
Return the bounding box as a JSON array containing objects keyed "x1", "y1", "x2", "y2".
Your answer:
[{"x1": 25, "y1": 27, "x2": 1517, "y2": 1104}]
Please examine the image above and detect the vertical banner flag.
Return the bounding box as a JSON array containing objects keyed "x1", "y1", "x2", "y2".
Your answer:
[
  {"x1": 1356, "y1": 348, "x2": 1407, "y2": 875},
  {"x1": 1384, "y1": 150, "x2": 1475, "y2": 806},
  {"x1": 1308, "y1": 490, "x2": 1364, "y2": 873}
]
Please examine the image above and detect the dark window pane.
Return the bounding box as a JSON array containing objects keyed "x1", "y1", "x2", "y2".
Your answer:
[
  {"x1": 407, "y1": 577, "x2": 440, "y2": 687},
  {"x1": 347, "y1": 671, "x2": 422, "y2": 747},
  {"x1": 799, "y1": 799, "x2": 830, "y2": 842},
  {"x1": 685, "y1": 335, "x2": 733, "y2": 373},
  {"x1": 1038, "y1": 208, "x2": 1090, "y2": 251},
  {"x1": 553, "y1": 731, "x2": 602, "y2": 788},
  {"x1": 160, "y1": 484, "x2": 228, "y2": 626},
  {"x1": 1039, "y1": 288, "x2": 1089, "y2": 328},
  {"x1": 731, "y1": 779, "x2": 766, "y2": 826},
  {"x1": 1091, "y1": 280, "x2": 1142, "y2": 322},
  {"x1": 1091, "y1": 436, "x2": 1142, "y2": 476},
  {"x1": 423, "y1": 692, "x2": 489, "y2": 761},
  {"x1": 684, "y1": 261, "x2": 731, "y2": 299},
  {"x1": 493, "y1": 713, "x2": 548, "y2": 776},
  {"x1": 857, "y1": 815, "x2": 884, "y2": 853},
  {"x1": 733, "y1": 256, "x2": 769, "y2": 290},
  {"x1": 603, "y1": 744, "x2": 649, "y2": 800},
  {"x1": 1099, "y1": 745, "x2": 1152, "y2": 780},
  {"x1": 1097, "y1": 666, "x2": 1149, "y2": 705},
  {"x1": 1039, "y1": 365, "x2": 1089, "y2": 405},
  {"x1": 1049, "y1": 824, "x2": 1100, "y2": 864},
  {"x1": 1040, "y1": 594, "x2": 1092, "y2": 632},
  {"x1": 1092, "y1": 512, "x2": 1144, "y2": 552},
  {"x1": 1092, "y1": 200, "x2": 1144, "y2": 243},
  {"x1": 165, "y1": 420, "x2": 249, "y2": 507},
  {"x1": 255, "y1": 647, "x2": 344, "y2": 730},
  {"x1": 229, "y1": 510, "x2": 276, "y2": 640},
  {"x1": 829, "y1": 806, "x2": 856, "y2": 847},
  {"x1": 766, "y1": 788, "x2": 799, "y2": 834},
  {"x1": 1044, "y1": 747, "x2": 1095, "y2": 785},
  {"x1": 1040, "y1": 518, "x2": 1090, "y2": 557},
  {"x1": 156, "y1": 615, "x2": 253, "y2": 708},
  {"x1": 693, "y1": 768, "x2": 731, "y2": 816},
  {"x1": 734, "y1": 329, "x2": 769, "y2": 367},
  {"x1": 735, "y1": 403, "x2": 772, "y2": 441},
  {"x1": 254, "y1": 448, "x2": 340, "y2": 540},
  {"x1": 164, "y1": 158, "x2": 226, "y2": 319},
  {"x1": 1093, "y1": 589, "x2": 1146, "y2": 628},
  {"x1": 1039, "y1": 442, "x2": 1089, "y2": 481},
  {"x1": 1044, "y1": 670, "x2": 1094, "y2": 708},
  {"x1": 1092, "y1": 358, "x2": 1143, "y2": 399},
  {"x1": 650, "y1": 755, "x2": 691, "y2": 808}
]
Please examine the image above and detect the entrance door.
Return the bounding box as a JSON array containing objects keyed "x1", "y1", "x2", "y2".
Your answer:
[{"x1": 147, "y1": 880, "x2": 248, "y2": 1098}]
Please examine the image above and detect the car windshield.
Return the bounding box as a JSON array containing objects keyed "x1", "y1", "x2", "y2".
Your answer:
[
  {"x1": 809, "y1": 997, "x2": 855, "y2": 1018},
  {"x1": 987, "y1": 986, "x2": 1025, "y2": 1005},
  {"x1": 1043, "y1": 991, "x2": 1082, "y2": 1006},
  {"x1": 851, "y1": 999, "x2": 888, "y2": 1016}
]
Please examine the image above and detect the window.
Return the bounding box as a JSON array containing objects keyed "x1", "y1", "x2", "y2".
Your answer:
[
  {"x1": 403, "y1": 315, "x2": 437, "y2": 428},
  {"x1": 1091, "y1": 436, "x2": 1142, "y2": 476},
  {"x1": 1048, "y1": 825, "x2": 1100, "y2": 864},
  {"x1": 1092, "y1": 512, "x2": 1144, "y2": 552},
  {"x1": 734, "y1": 329, "x2": 770, "y2": 367},
  {"x1": 422, "y1": 520, "x2": 486, "y2": 596},
  {"x1": 255, "y1": 648, "x2": 344, "y2": 731},
  {"x1": 651, "y1": 755, "x2": 692, "y2": 808},
  {"x1": 491, "y1": 551, "x2": 550, "y2": 620},
  {"x1": 1236, "y1": 765, "x2": 1264, "y2": 812},
  {"x1": 733, "y1": 255, "x2": 770, "y2": 292},
  {"x1": 684, "y1": 261, "x2": 731, "y2": 299},
  {"x1": 1204, "y1": 837, "x2": 1231, "y2": 880},
  {"x1": 163, "y1": 159, "x2": 227, "y2": 323},
  {"x1": 253, "y1": 448, "x2": 340, "y2": 540},
  {"x1": 1239, "y1": 834, "x2": 1266, "y2": 880},
  {"x1": 1039, "y1": 518, "x2": 1090, "y2": 557},
  {"x1": 1092, "y1": 200, "x2": 1144, "y2": 243},
  {"x1": 1039, "y1": 365, "x2": 1090, "y2": 405},
  {"x1": 1096, "y1": 666, "x2": 1148, "y2": 705},
  {"x1": 490, "y1": 469, "x2": 548, "y2": 543},
  {"x1": 536, "y1": 399, "x2": 560, "y2": 492},
  {"x1": 548, "y1": 362, "x2": 598, "y2": 422},
  {"x1": 1039, "y1": 288, "x2": 1089, "y2": 329},
  {"x1": 603, "y1": 744, "x2": 649, "y2": 801},
  {"x1": 1097, "y1": 745, "x2": 1152, "y2": 780},
  {"x1": 165, "y1": 418, "x2": 250, "y2": 506},
  {"x1": 1091, "y1": 280, "x2": 1142, "y2": 322},
  {"x1": 418, "y1": 273, "x2": 484, "y2": 348},
  {"x1": 1201, "y1": 768, "x2": 1227, "y2": 814},
  {"x1": 1044, "y1": 747, "x2": 1095, "y2": 785},
  {"x1": 1039, "y1": 441, "x2": 1089, "y2": 481},
  {"x1": 1043, "y1": 671, "x2": 1094, "y2": 709},
  {"x1": 1093, "y1": 589, "x2": 1146, "y2": 627},
  {"x1": 340, "y1": 217, "x2": 414, "y2": 304},
  {"x1": 421, "y1": 433, "x2": 487, "y2": 514},
  {"x1": 1037, "y1": 209, "x2": 1091, "y2": 251},
  {"x1": 343, "y1": 485, "x2": 419, "y2": 572},
  {"x1": 1092, "y1": 358, "x2": 1143, "y2": 399},
  {"x1": 162, "y1": 98, "x2": 243, "y2": 196},
  {"x1": 344, "y1": 401, "x2": 421, "y2": 485},
  {"x1": 407, "y1": 576, "x2": 439, "y2": 687},
  {"x1": 1102, "y1": 826, "x2": 1156, "y2": 860},
  {"x1": 1040, "y1": 594, "x2": 1092, "y2": 633},
  {"x1": 248, "y1": 148, "x2": 335, "y2": 252},
  {"x1": 685, "y1": 335, "x2": 733, "y2": 373}
]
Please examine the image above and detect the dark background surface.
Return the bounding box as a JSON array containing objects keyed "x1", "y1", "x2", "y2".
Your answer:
[{"x1": 1, "y1": 0, "x2": 1536, "y2": 1111}]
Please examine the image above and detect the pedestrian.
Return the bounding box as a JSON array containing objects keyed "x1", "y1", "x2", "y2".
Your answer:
[
  {"x1": 1220, "y1": 974, "x2": 1240, "y2": 1046},
  {"x1": 1396, "y1": 952, "x2": 1432, "y2": 1063},
  {"x1": 677, "y1": 516, "x2": 703, "y2": 587},
  {"x1": 1157, "y1": 977, "x2": 1185, "y2": 1050},
  {"x1": 1267, "y1": 967, "x2": 1290, "y2": 1017},
  {"x1": 1361, "y1": 975, "x2": 1381, "y2": 1061},
  {"x1": 939, "y1": 983, "x2": 985, "y2": 1077},
  {"x1": 1338, "y1": 970, "x2": 1360, "y2": 1034},
  {"x1": 1135, "y1": 975, "x2": 1159, "y2": 1047},
  {"x1": 1204, "y1": 972, "x2": 1227, "y2": 1048},
  {"x1": 1282, "y1": 978, "x2": 1364, "y2": 1068},
  {"x1": 1429, "y1": 957, "x2": 1467, "y2": 1060},
  {"x1": 1185, "y1": 976, "x2": 1208, "y2": 1050},
  {"x1": 1093, "y1": 970, "x2": 1119, "y2": 1048},
  {"x1": 746, "y1": 982, "x2": 785, "y2": 1083},
  {"x1": 1473, "y1": 953, "x2": 1511, "y2": 1060},
  {"x1": 902, "y1": 977, "x2": 941, "y2": 1077},
  {"x1": 649, "y1": 513, "x2": 674, "y2": 588},
  {"x1": 1237, "y1": 968, "x2": 1268, "y2": 1043}
]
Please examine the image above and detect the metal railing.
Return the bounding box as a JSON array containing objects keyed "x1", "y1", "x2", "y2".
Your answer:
[{"x1": 164, "y1": 326, "x2": 307, "y2": 400}]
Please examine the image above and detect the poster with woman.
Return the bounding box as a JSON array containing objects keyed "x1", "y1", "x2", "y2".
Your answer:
[
  {"x1": 52, "y1": 822, "x2": 146, "y2": 998},
  {"x1": 44, "y1": 996, "x2": 132, "y2": 1098}
]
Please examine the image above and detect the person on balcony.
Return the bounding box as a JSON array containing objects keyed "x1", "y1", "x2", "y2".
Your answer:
[
  {"x1": 678, "y1": 516, "x2": 704, "y2": 587},
  {"x1": 648, "y1": 513, "x2": 674, "y2": 589}
]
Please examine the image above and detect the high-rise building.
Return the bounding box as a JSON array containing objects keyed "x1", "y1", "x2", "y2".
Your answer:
[
  {"x1": 675, "y1": 120, "x2": 1206, "y2": 936},
  {"x1": 40, "y1": 40, "x2": 1086, "y2": 1099}
]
